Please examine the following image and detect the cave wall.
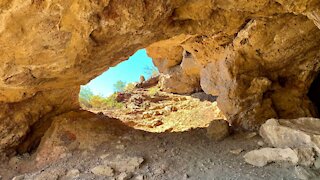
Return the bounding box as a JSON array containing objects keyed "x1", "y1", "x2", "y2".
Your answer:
[
  {"x1": 0, "y1": 0, "x2": 320, "y2": 153},
  {"x1": 146, "y1": 3, "x2": 320, "y2": 130}
]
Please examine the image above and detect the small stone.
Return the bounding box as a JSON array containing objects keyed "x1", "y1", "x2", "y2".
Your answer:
[
  {"x1": 105, "y1": 156, "x2": 144, "y2": 173},
  {"x1": 153, "y1": 111, "x2": 163, "y2": 116},
  {"x1": 154, "y1": 120, "x2": 163, "y2": 127},
  {"x1": 243, "y1": 148, "x2": 299, "y2": 167},
  {"x1": 183, "y1": 174, "x2": 189, "y2": 179},
  {"x1": 206, "y1": 119, "x2": 230, "y2": 141},
  {"x1": 154, "y1": 168, "x2": 165, "y2": 175},
  {"x1": 230, "y1": 148, "x2": 244, "y2": 155},
  {"x1": 171, "y1": 106, "x2": 178, "y2": 111},
  {"x1": 117, "y1": 172, "x2": 132, "y2": 180},
  {"x1": 142, "y1": 112, "x2": 152, "y2": 118},
  {"x1": 12, "y1": 175, "x2": 24, "y2": 180},
  {"x1": 91, "y1": 165, "x2": 114, "y2": 177},
  {"x1": 65, "y1": 169, "x2": 80, "y2": 178},
  {"x1": 164, "y1": 106, "x2": 171, "y2": 112},
  {"x1": 245, "y1": 132, "x2": 257, "y2": 139},
  {"x1": 60, "y1": 153, "x2": 72, "y2": 159},
  {"x1": 100, "y1": 154, "x2": 110, "y2": 159},
  {"x1": 257, "y1": 141, "x2": 264, "y2": 146},
  {"x1": 116, "y1": 144, "x2": 125, "y2": 150},
  {"x1": 133, "y1": 175, "x2": 144, "y2": 180}
]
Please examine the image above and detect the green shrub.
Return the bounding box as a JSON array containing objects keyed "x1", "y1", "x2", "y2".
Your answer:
[
  {"x1": 148, "y1": 86, "x2": 160, "y2": 96},
  {"x1": 113, "y1": 80, "x2": 126, "y2": 93},
  {"x1": 79, "y1": 86, "x2": 94, "y2": 108},
  {"x1": 124, "y1": 83, "x2": 136, "y2": 92},
  {"x1": 89, "y1": 95, "x2": 107, "y2": 108},
  {"x1": 88, "y1": 93, "x2": 124, "y2": 109},
  {"x1": 104, "y1": 93, "x2": 124, "y2": 109}
]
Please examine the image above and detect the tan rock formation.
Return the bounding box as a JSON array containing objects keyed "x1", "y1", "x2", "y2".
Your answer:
[
  {"x1": 35, "y1": 110, "x2": 130, "y2": 166},
  {"x1": 147, "y1": 12, "x2": 320, "y2": 130},
  {"x1": 0, "y1": 0, "x2": 320, "y2": 153}
]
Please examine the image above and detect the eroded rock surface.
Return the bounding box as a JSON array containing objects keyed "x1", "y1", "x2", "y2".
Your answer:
[
  {"x1": 147, "y1": 14, "x2": 320, "y2": 130},
  {"x1": 244, "y1": 147, "x2": 299, "y2": 167},
  {"x1": 244, "y1": 118, "x2": 320, "y2": 168},
  {"x1": 0, "y1": 0, "x2": 320, "y2": 153},
  {"x1": 35, "y1": 110, "x2": 131, "y2": 167},
  {"x1": 259, "y1": 118, "x2": 320, "y2": 152}
]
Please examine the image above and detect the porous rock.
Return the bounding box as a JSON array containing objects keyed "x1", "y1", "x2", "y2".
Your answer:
[
  {"x1": 1, "y1": 0, "x2": 320, "y2": 153},
  {"x1": 244, "y1": 148, "x2": 299, "y2": 167}
]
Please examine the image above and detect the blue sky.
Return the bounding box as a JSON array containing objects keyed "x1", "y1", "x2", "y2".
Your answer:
[{"x1": 82, "y1": 49, "x2": 157, "y2": 96}]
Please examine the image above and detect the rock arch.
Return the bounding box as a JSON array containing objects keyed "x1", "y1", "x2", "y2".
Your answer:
[{"x1": 1, "y1": 0, "x2": 320, "y2": 154}]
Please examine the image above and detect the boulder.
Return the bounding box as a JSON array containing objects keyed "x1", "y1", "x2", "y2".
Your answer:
[
  {"x1": 259, "y1": 119, "x2": 314, "y2": 149},
  {"x1": 259, "y1": 118, "x2": 320, "y2": 153},
  {"x1": 35, "y1": 111, "x2": 131, "y2": 167},
  {"x1": 159, "y1": 67, "x2": 201, "y2": 94},
  {"x1": 136, "y1": 76, "x2": 160, "y2": 89},
  {"x1": 243, "y1": 148, "x2": 299, "y2": 167},
  {"x1": 206, "y1": 119, "x2": 230, "y2": 141}
]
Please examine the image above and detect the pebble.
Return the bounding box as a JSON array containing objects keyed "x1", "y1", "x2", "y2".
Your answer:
[
  {"x1": 245, "y1": 132, "x2": 257, "y2": 139},
  {"x1": 206, "y1": 119, "x2": 230, "y2": 141},
  {"x1": 230, "y1": 148, "x2": 244, "y2": 155},
  {"x1": 116, "y1": 144, "x2": 125, "y2": 150},
  {"x1": 257, "y1": 141, "x2": 264, "y2": 146},
  {"x1": 117, "y1": 172, "x2": 132, "y2": 180},
  {"x1": 104, "y1": 156, "x2": 144, "y2": 173},
  {"x1": 133, "y1": 175, "x2": 144, "y2": 180},
  {"x1": 91, "y1": 165, "x2": 114, "y2": 177},
  {"x1": 100, "y1": 154, "x2": 110, "y2": 159},
  {"x1": 65, "y1": 169, "x2": 80, "y2": 178}
]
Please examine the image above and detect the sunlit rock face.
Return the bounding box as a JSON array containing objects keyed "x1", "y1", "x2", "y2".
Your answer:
[
  {"x1": 147, "y1": 2, "x2": 320, "y2": 130},
  {"x1": 0, "y1": 0, "x2": 320, "y2": 153}
]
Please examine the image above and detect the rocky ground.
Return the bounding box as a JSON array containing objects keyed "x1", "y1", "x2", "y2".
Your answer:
[
  {"x1": 94, "y1": 88, "x2": 225, "y2": 133},
  {"x1": 0, "y1": 87, "x2": 319, "y2": 180}
]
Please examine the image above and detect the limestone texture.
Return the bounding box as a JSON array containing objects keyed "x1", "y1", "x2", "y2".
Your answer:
[
  {"x1": 259, "y1": 118, "x2": 320, "y2": 152},
  {"x1": 243, "y1": 147, "x2": 299, "y2": 167},
  {"x1": 0, "y1": 0, "x2": 320, "y2": 153}
]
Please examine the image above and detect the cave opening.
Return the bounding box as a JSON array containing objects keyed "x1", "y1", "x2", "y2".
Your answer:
[
  {"x1": 79, "y1": 49, "x2": 159, "y2": 108},
  {"x1": 78, "y1": 48, "x2": 224, "y2": 133},
  {"x1": 308, "y1": 72, "x2": 320, "y2": 115}
]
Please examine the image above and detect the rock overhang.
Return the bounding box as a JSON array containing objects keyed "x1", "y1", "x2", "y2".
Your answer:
[{"x1": 0, "y1": 0, "x2": 320, "y2": 153}]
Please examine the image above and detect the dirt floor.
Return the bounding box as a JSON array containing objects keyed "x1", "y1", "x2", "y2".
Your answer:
[
  {"x1": 0, "y1": 120, "x2": 298, "y2": 180},
  {"x1": 0, "y1": 88, "x2": 308, "y2": 180}
]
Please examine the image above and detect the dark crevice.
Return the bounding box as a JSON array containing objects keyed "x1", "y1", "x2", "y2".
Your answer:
[{"x1": 308, "y1": 72, "x2": 320, "y2": 114}]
